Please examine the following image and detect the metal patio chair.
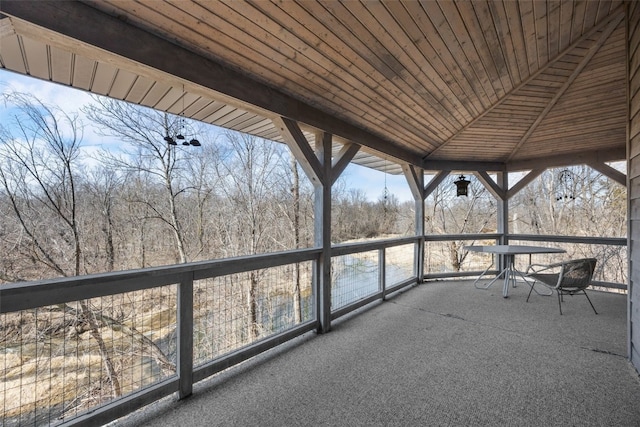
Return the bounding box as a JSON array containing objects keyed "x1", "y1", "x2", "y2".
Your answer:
[{"x1": 525, "y1": 258, "x2": 598, "y2": 315}]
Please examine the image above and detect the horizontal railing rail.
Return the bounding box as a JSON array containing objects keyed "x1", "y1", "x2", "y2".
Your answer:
[
  {"x1": 423, "y1": 233, "x2": 502, "y2": 242},
  {"x1": 0, "y1": 248, "x2": 322, "y2": 314},
  {"x1": 332, "y1": 236, "x2": 420, "y2": 256},
  {"x1": 509, "y1": 234, "x2": 627, "y2": 246}
]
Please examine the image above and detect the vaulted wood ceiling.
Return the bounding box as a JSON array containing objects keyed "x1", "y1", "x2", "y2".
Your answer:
[{"x1": 0, "y1": 1, "x2": 629, "y2": 174}]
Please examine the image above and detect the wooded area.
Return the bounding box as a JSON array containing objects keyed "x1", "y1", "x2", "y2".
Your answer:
[
  {"x1": 0, "y1": 91, "x2": 393, "y2": 282},
  {"x1": 0, "y1": 90, "x2": 627, "y2": 283}
]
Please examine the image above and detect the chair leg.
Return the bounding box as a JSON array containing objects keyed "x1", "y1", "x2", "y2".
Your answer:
[
  {"x1": 583, "y1": 290, "x2": 598, "y2": 315},
  {"x1": 526, "y1": 281, "x2": 535, "y2": 302},
  {"x1": 557, "y1": 291, "x2": 563, "y2": 315}
]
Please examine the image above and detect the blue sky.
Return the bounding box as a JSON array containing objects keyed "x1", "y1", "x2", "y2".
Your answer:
[
  {"x1": 0, "y1": 69, "x2": 414, "y2": 202},
  {"x1": 0, "y1": 69, "x2": 111, "y2": 163}
]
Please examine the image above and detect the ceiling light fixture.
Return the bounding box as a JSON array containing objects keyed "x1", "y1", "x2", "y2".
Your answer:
[{"x1": 454, "y1": 174, "x2": 470, "y2": 197}]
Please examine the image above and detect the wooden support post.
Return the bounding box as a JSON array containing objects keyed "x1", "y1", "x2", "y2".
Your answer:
[
  {"x1": 177, "y1": 273, "x2": 194, "y2": 399},
  {"x1": 314, "y1": 132, "x2": 333, "y2": 334},
  {"x1": 402, "y1": 164, "x2": 426, "y2": 282},
  {"x1": 275, "y1": 117, "x2": 359, "y2": 333},
  {"x1": 496, "y1": 172, "x2": 509, "y2": 272},
  {"x1": 379, "y1": 248, "x2": 387, "y2": 299},
  {"x1": 415, "y1": 193, "x2": 425, "y2": 282}
]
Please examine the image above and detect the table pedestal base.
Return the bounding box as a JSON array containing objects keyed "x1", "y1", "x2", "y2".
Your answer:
[{"x1": 474, "y1": 255, "x2": 551, "y2": 298}]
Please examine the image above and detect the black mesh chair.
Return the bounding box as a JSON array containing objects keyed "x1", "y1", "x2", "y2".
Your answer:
[{"x1": 525, "y1": 258, "x2": 598, "y2": 315}]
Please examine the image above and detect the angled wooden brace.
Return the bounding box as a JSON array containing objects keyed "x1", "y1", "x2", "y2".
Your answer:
[
  {"x1": 331, "y1": 143, "x2": 360, "y2": 186},
  {"x1": 587, "y1": 161, "x2": 627, "y2": 187},
  {"x1": 423, "y1": 170, "x2": 451, "y2": 199},
  {"x1": 475, "y1": 171, "x2": 506, "y2": 201},
  {"x1": 506, "y1": 169, "x2": 544, "y2": 199},
  {"x1": 273, "y1": 116, "x2": 324, "y2": 186},
  {"x1": 402, "y1": 163, "x2": 426, "y2": 200}
]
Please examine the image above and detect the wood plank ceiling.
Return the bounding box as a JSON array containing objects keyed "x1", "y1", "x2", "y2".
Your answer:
[{"x1": 0, "y1": 1, "x2": 629, "y2": 174}]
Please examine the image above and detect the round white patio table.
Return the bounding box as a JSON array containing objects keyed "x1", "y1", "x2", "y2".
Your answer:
[{"x1": 464, "y1": 245, "x2": 566, "y2": 298}]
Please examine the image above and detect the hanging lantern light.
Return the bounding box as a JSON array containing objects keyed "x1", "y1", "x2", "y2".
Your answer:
[{"x1": 454, "y1": 174, "x2": 470, "y2": 197}]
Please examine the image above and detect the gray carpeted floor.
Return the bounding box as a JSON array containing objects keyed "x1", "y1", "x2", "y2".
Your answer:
[{"x1": 117, "y1": 280, "x2": 640, "y2": 426}]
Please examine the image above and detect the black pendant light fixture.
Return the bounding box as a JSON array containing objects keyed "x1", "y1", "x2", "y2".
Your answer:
[{"x1": 454, "y1": 174, "x2": 470, "y2": 197}]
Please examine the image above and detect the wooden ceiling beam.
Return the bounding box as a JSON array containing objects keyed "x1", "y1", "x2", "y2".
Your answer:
[
  {"x1": 0, "y1": 0, "x2": 425, "y2": 169},
  {"x1": 506, "y1": 147, "x2": 626, "y2": 172},
  {"x1": 423, "y1": 160, "x2": 505, "y2": 172}
]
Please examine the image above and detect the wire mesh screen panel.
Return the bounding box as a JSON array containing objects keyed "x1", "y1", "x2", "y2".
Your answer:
[
  {"x1": 509, "y1": 240, "x2": 627, "y2": 288},
  {"x1": 193, "y1": 262, "x2": 314, "y2": 367},
  {"x1": 385, "y1": 244, "x2": 415, "y2": 286},
  {"x1": 1, "y1": 285, "x2": 177, "y2": 426},
  {"x1": 331, "y1": 251, "x2": 379, "y2": 310},
  {"x1": 425, "y1": 239, "x2": 496, "y2": 276}
]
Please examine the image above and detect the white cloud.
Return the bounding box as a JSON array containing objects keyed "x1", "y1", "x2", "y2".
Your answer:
[
  {"x1": 0, "y1": 70, "x2": 94, "y2": 111},
  {"x1": 0, "y1": 69, "x2": 125, "y2": 150}
]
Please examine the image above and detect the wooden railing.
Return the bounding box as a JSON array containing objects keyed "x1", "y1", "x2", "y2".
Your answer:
[
  {"x1": 422, "y1": 233, "x2": 627, "y2": 290},
  {"x1": 0, "y1": 233, "x2": 626, "y2": 426},
  {"x1": 0, "y1": 237, "x2": 420, "y2": 426}
]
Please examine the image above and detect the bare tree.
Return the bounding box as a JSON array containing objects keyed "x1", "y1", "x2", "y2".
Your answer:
[
  {"x1": 81, "y1": 166, "x2": 124, "y2": 272},
  {"x1": 0, "y1": 91, "x2": 121, "y2": 397},
  {"x1": 425, "y1": 175, "x2": 496, "y2": 271},
  {"x1": 0, "y1": 92, "x2": 84, "y2": 277},
  {"x1": 512, "y1": 165, "x2": 627, "y2": 283},
  {"x1": 216, "y1": 132, "x2": 287, "y2": 338},
  {"x1": 84, "y1": 98, "x2": 203, "y2": 263},
  {"x1": 181, "y1": 142, "x2": 226, "y2": 260}
]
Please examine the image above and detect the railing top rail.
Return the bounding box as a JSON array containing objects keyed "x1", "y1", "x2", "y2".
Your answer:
[
  {"x1": 421, "y1": 233, "x2": 627, "y2": 246},
  {"x1": 508, "y1": 234, "x2": 627, "y2": 246},
  {"x1": 332, "y1": 236, "x2": 420, "y2": 256},
  {"x1": 1, "y1": 232, "x2": 627, "y2": 314},
  {"x1": 1, "y1": 247, "x2": 321, "y2": 314},
  {"x1": 423, "y1": 233, "x2": 502, "y2": 242}
]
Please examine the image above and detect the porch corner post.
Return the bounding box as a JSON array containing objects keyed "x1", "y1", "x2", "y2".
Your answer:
[
  {"x1": 402, "y1": 164, "x2": 427, "y2": 282},
  {"x1": 314, "y1": 132, "x2": 332, "y2": 334},
  {"x1": 496, "y1": 172, "x2": 509, "y2": 272},
  {"x1": 177, "y1": 272, "x2": 194, "y2": 399},
  {"x1": 415, "y1": 173, "x2": 426, "y2": 282}
]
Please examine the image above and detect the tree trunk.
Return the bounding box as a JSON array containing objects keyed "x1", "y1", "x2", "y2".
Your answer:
[
  {"x1": 79, "y1": 300, "x2": 122, "y2": 397},
  {"x1": 104, "y1": 197, "x2": 115, "y2": 271}
]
